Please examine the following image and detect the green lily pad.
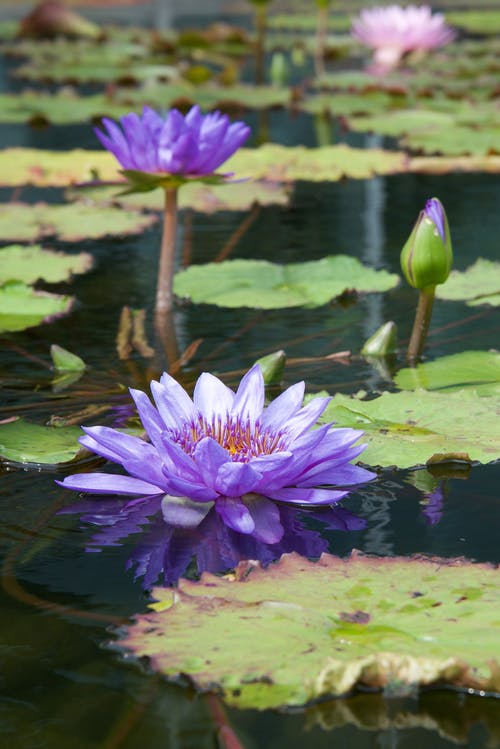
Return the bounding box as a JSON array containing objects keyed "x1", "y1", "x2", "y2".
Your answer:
[
  {"x1": 268, "y1": 13, "x2": 351, "y2": 32},
  {"x1": 0, "y1": 244, "x2": 93, "y2": 285},
  {"x1": 227, "y1": 144, "x2": 407, "y2": 182},
  {"x1": 436, "y1": 259, "x2": 500, "y2": 306},
  {"x1": 0, "y1": 281, "x2": 74, "y2": 333},
  {"x1": 394, "y1": 351, "x2": 500, "y2": 396},
  {"x1": 118, "y1": 552, "x2": 500, "y2": 710},
  {"x1": 319, "y1": 389, "x2": 500, "y2": 468},
  {"x1": 347, "y1": 109, "x2": 454, "y2": 138},
  {"x1": 0, "y1": 203, "x2": 157, "y2": 242},
  {"x1": 0, "y1": 91, "x2": 131, "y2": 125},
  {"x1": 0, "y1": 416, "x2": 83, "y2": 466},
  {"x1": 0, "y1": 148, "x2": 119, "y2": 186},
  {"x1": 174, "y1": 256, "x2": 399, "y2": 309},
  {"x1": 404, "y1": 126, "x2": 500, "y2": 157},
  {"x1": 68, "y1": 179, "x2": 289, "y2": 213},
  {"x1": 446, "y1": 10, "x2": 500, "y2": 35}
]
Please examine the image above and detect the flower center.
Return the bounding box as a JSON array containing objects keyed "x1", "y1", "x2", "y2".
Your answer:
[{"x1": 171, "y1": 414, "x2": 287, "y2": 462}]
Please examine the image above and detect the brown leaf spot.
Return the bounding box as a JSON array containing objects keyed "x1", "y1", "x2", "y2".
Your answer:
[{"x1": 339, "y1": 610, "x2": 371, "y2": 624}]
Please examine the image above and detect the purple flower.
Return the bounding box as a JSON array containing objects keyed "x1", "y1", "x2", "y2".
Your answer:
[
  {"x1": 58, "y1": 365, "x2": 375, "y2": 543},
  {"x1": 95, "y1": 105, "x2": 250, "y2": 178},
  {"x1": 421, "y1": 485, "x2": 444, "y2": 526},
  {"x1": 351, "y1": 5, "x2": 455, "y2": 73}
]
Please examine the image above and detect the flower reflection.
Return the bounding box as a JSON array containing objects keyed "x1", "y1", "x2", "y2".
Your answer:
[
  {"x1": 61, "y1": 496, "x2": 366, "y2": 588},
  {"x1": 420, "y1": 485, "x2": 444, "y2": 526}
]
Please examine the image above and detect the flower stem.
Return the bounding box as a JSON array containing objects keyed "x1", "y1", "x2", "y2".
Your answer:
[
  {"x1": 156, "y1": 186, "x2": 178, "y2": 315},
  {"x1": 255, "y1": 4, "x2": 267, "y2": 85},
  {"x1": 315, "y1": 4, "x2": 329, "y2": 78},
  {"x1": 407, "y1": 285, "x2": 435, "y2": 361}
]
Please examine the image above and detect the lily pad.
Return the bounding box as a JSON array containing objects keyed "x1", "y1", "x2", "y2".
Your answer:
[
  {"x1": 174, "y1": 256, "x2": 399, "y2": 309},
  {"x1": 0, "y1": 148, "x2": 118, "y2": 187},
  {"x1": 0, "y1": 417, "x2": 83, "y2": 466},
  {"x1": 227, "y1": 144, "x2": 407, "y2": 182},
  {"x1": 319, "y1": 389, "x2": 500, "y2": 468},
  {"x1": 0, "y1": 244, "x2": 93, "y2": 285},
  {"x1": 68, "y1": 180, "x2": 290, "y2": 213},
  {"x1": 394, "y1": 351, "x2": 500, "y2": 396},
  {"x1": 446, "y1": 10, "x2": 500, "y2": 35},
  {"x1": 0, "y1": 203, "x2": 157, "y2": 242},
  {"x1": 118, "y1": 552, "x2": 500, "y2": 710},
  {"x1": 404, "y1": 126, "x2": 500, "y2": 157},
  {"x1": 0, "y1": 281, "x2": 74, "y2": 333},
  {"x1": 0, "y1": 91, "x2": 131, "y2": 125},
  {"x1": 436, "y1": 259, "x2": 500, "y2": 306}
]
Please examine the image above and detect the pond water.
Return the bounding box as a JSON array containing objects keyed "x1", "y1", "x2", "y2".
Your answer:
[{"x1": 1, "y1": 5, "x2": 499, "y2": 749}]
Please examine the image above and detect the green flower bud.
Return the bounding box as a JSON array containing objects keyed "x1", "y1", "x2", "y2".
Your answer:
[{"x1": 400, "y1": 197, "x2": 453, "y2": 290}]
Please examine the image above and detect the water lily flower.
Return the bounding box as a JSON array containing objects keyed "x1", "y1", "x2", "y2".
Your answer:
[
  {"x1": 351, "y1": 5, "x2": 456, "y2": 73},
  {"x1": 95, "y1": 105, "x2": 250, "y2": 186},
  {"x1": 94, "y1": 105, "x2": 250, "y2": 315},
  {"x1": 58, "y1": 365, "x2": 375, "y2": 543}
]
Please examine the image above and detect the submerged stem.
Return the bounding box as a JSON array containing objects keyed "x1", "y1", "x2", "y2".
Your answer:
[
  {"x1": 155, "y1": 186, "x2": 179, "y2": 315},
  {"x1": 408, "y1": 285, "x2": 436, "y2": 361}
]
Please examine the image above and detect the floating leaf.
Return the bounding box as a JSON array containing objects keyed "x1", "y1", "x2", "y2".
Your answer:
[
  {"x1": 0, "y1": 203, "x2": 157, "y2": 242},
  {"x1": 0, "y1": 244, "x2": 93, "y2": 285},
  {"x1": 436, "y1": 259, "x2": 500, "y2": 306},
  {"x1": 0, "y1": 417, "x2": 83, "y2": 466},
  {"x1": 319, "y1": 390, "x2": 500, "y2": 468},
  {"x1": 404, "y1": 127, "x2": 500, "y2": 157},
  {"x1": 68, "y1": 180, "x2": 289, "y2": 213},
  {"x1": 446, "y1": 10, "x2": 500, "y2": 35},
  {"x1": 0, "y1": 91, "x2": 131, "y2": 125},
  {"x1": 0, "y1": 281, "x2": 74, "y2": 333},
  {"x1": 174, "y1": 256, "x2": 399, "y2": 309},
  {"x1": 0, "y1": 148, "x2": 118, "y2": 187},
  {"x1": 227, "y1": 144, "x2": 407, "y2": 182},
  {"x1": 118, "y1": 552, "x2": 500, "y2": 710},
  {"x1": 394, "y1": 351, "x2": 500, "y2": 396}
]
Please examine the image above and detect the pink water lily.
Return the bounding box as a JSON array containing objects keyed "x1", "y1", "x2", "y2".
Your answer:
[{"x1": 351, "y1": 5, "x2": 455, "y2": 73}]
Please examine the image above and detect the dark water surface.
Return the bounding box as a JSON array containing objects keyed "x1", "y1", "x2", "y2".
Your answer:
[{"x1": 1, "y1": 21, "x2": 500, "y2": 749}]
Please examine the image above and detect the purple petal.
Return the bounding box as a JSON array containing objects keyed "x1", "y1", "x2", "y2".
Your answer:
[
  {"x1": 231, "y1": 364, "x2": 265, "y2": 422},
  {"x1": 424, "y1": 197, "x2": 446, "y2": 242},
  {"x1": 193, "y1": 373, "x2": 234, "y2": 419},
  {"x1": 245, "y1": 495, "x2": 284, "y2": 543},
  {"x1": 151, "y1": 374, "x2": 194, "y2": 428},
  {"x1": 57, "y1": 473, "x2": 163, "y2": 496},
  {"x1": 193, "y1": 437, "x2": 230, "y2": 489},
  {"x1": 266, "y1": 486, "x2": 349, "y2": 505},
  {"x1": 162, "y1": 472, "x2": 218, "y2": 502},
  {"x1": 128, "y1": 387, "x2": 165, "y2": 449},
  {"x1": 284, "y1": 395, "x2": 332, "y2": 439},
  {"x1": 260, "y1": 381, "x2": 305, "y2": 430},
  {"x1": 215, "y1": 496, "x2": 255, "y2": 535},
  {"x1": 81, "y1": 426, "x2": 156, "y2": 463},
  {"x1": 215, "y1": 461, "x2": 262, "y2": 496},
  {"x1": 297, "y1": 462, "x2": 376, "y2": 488},
  {"x1": 161, "y1": 495, "x2": 213, "y2": 528}
]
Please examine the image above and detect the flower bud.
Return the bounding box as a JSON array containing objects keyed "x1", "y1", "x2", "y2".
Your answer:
[{"x1": 400, "y1": 198, "x2": 453, "y2": 290}]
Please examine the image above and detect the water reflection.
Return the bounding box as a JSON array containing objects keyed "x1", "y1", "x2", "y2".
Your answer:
[{"x1": 61, "y1": 497, "x2": 366, "y2": 587}]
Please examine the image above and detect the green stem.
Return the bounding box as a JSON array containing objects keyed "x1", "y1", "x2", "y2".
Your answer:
[
  {"x1": 255, "y1": 4, "x2": 267, "y2": 85},
  {"x1": 408, "y1": 285, "x2": 436, "y2": 361},
  {"x1": 156, "y1": 186, "x2": 178, "y2": 315},
  {"x1": 315, "y1": 4, "x2": 328, "y2": 78}
]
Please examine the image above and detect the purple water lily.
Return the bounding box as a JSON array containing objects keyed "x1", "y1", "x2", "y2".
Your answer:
[
  {"x1": 58, "y1": 365, "x2": 375, "y2": 543},
  {"x1": 95, "y1": 104, "x2": 250, "y2": 315},
  {"x1": 95, "y1": 105, "x2": 250, "y2": 178},
  {"x1": 61, "y1": 494, "x2": 366, "y2": 587}
]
